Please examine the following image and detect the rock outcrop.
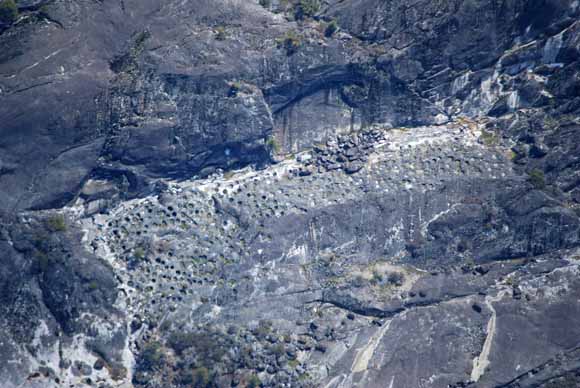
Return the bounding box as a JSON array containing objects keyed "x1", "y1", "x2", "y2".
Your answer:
[{"x1": 1, "y1": 0, "x2": 580, "y2": 387}]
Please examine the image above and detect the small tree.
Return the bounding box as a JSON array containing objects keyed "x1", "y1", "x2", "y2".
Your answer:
[
  {"x1": 46, "y1": 215, "x2": 67, "y2": 232},
  {"x1": 266, "y1": 136, "x2": 281, "y2": 153},
  {"x1": 134, "y1": 246, "x2": 146, "y2": 260},
  {"x1": 295, "y1": 0, "x2": 320, "y2": 20},
  {"x1": 215, "y1": 26, "x2": 227, "y2": 41},
  {"x1": 139, "y1": 341, "x2": 165, "y2": 371},
  {"x1": 191, "y1": 367, "x2": 211, "y2": 388},
  {"x1": 325, "y1": 19, "x2": 339, "y2": 37},
  {"x1": 0, "y1": 0, "x2": 18, "y2": 25},
  {"x1": 528, "y1": 169, "x2": 546, "y2": 189},
  {"x1": 277, "y1": 30, "x2": 301, "y2": 55},
  {"x1": 247, "y1": 374, "x2": 262, "y2": 388}
]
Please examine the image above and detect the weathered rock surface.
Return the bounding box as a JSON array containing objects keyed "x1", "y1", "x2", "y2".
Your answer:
[{"x1": 1, "y1": 0, "x2": 580, "y2": 387}]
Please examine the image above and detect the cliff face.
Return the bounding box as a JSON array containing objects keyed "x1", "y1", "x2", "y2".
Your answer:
[{"x1": 1, "y1": 1, "x2": 580, "y2": 387}]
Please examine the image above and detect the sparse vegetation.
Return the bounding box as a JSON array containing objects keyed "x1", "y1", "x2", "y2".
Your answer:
[
  {"x1": 0, "y1": 0, "x2": 18, "y2": 25},
  {"x1": 277, "y1": 30, "x2": 301, "y2": 55},
  {"x1": 542, "y1": 114, "x2": 559, "y2": 131},
  {"x1": 370, "y1": 269, "x2": 383, "y2": 285},
  {"x1": 110, "y1": 30, "x2": 150, "y2": 74},
  {"x1": 46, "y1": 214, "x2": 67, "y2": 232},
  {"x1": 266, "y1": 136, "x2": 281, "y2": 153},
  {"x1": 215, "y1": 26, "x2": 227, "y2": 41},
  {"x1": 325, "y1": 19, "x2": 339, "y2": 37},
  {"x1": 190, "y1": 366, "x2": 211, "y2": 388},
  {"x1": 34, "y1": 250, "x2": 51, "y2": 272},
  {"x1": 38, "y1": 4, "x2": 50, "y2": 19},
  {"x1": 167, "y1": 330, "x2": 228, "y2": 366},
  {"x1": 270, "y1": 343, "x2": 285, "y2": 357},
  {"x1": 139, "y1": 341, "x2": 165, "y2": 371},
  {"x1": 88, "y1": 281, "x2": 99, "y2": 291},
  {"x1": 229, "y1": 81, "x2": 243, "y2": 97},
  {"x1": 254, "y1": 319, "x2": 273, "y2": 339},
  {"x1": 295, "y1": 0, "x2": 320, "y2": 20},
  {"x1": 387, "y1": 272, "x2": 404, "y2": 286},
  {"x1": 278, "y1": 0, "x2": 290, "y2": 11},
  {"x1": 134, "y1": 246, "x2": 146, "y2": 260},
  {"x1": 480, "y1": 130, "x2": 498, "y2": 146},
  {"x1": 108, "y1": 365, "x2": 127, "y2": 381},
  {"x1": 528, "y1": 169, "x2": 546, "y2": 189},
  {"x1": 259, "y1": 0, "x2": 271, "y2": 9},
  {"x1": 247, "y1": 374, "x2": 262, "y2": 388}
]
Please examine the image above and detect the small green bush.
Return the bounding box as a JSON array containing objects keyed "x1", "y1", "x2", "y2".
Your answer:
[
  {"x1": 139, "y1": 341, "x2": 165, "y2": 371},
  {"x1": 266, "y1": 136, "x2": 281, "y2": 153},
  {"x1": 167, "y1": 331, "x2": 227, "y2": 365},
  {"x1": 325, "y1": 19, "x2": 339, "y2": 37},
  {"x1": 295, "y1": 0, "x2": 320, "y2": 20},
  {"x1": 38, "y1": 4, "x2": 50, "y2": 18},
  {"x1": 480, "y1": 130, "x2": 498, "y2": 146},
  {"x1": 278, "y1": 0, "x2": 290, "y2": 12},
  {"x1": 0, "y1": 0, "x2": 18, "y2": 25},
  {"x1": 134, "y1": 246, "x2": 146, "y2": 260},
  {"x1": 259, "y1": 0, "x2": 271, "y2": 8},
  {"x1": 247, "y1": 374, "x2": 262, "y2": 388},
  {"x1": 88, "y1": 281, "x2": 99, "y2": 291},
  {"x1": 191, "y1": 367, "x2": 211, "y2": 388},
  {"x1": 370, "y1": 269, "x2": 383, "y2": 285},
  {"x1": 215, "y1": 26, "x2": 227, "y2": 41},
  {"x1": 387, "y1": 272, "x2": 404, "y2": 286},
  {"x1": 528, "y1": 169, "x2": 546, "y2": 189},
  {"x1": 46, "y1": 215, "x2": 67, "y2": 232},
  {"x1": 35, "y1": 250, "x2": 51, "y2": 272},
  {"x1": 277, "y1": 30, "x2": 301, "y2": 55},
  {"x1": 270, "y1": 343, "x2": 285, "y2": 357}
]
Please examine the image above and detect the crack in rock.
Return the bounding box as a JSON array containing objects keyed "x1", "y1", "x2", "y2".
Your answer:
[{"x1": 470, "y1": 289, "x2": 510, "y2": 382}]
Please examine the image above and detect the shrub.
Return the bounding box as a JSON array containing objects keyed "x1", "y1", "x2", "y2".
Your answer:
[
  {"x1": 266, "y1": 136, "x2": 281, "y2": 153},
  {"x1": 88, "y1": 281, "x2": 99, "y2": 291},
  {"x1": 370, "y1": 269, "x2": 383, "y2": 285},
  {"x1": 38, "y1": 4, "x2": 50, "y2": 18},
  {"x1": 35, "y1": 250, "x2": 51, "y2": 273},
  {"x1": 253, "y1": 319, "x2": 272, "y2": 338},
  {"x1": 191, "y1": 367, "x2": 211, "y2": 388},
  {"x1": 528, "y1": 169, "x2": 546, "y2": 189},
  {"x1": 480, "y1": 130, "x2": 498, "y2": 146},
  {"x1": 109, "y1": 365, "x2": 127, "y2": 380},
  {"x1": 167, "y1": 331, "x2": 227, "y2": 365},
  {"x1": 139, "y1": 341, "x2": 165, "y2": 371},
  {"x1": 0, "y1": 0, "x2": 18, "y2": 25},
  {"x1": 325, "y1": 19, "x2": 339, "y2": 37},
  {"x1": 270, "y1": 343, "x2": 285, "y2": 357},
  {"x1": 278, "y1": 0, "x2": 290, "y2": 12},
  {"x1": 247, "y1": 374, "x2": 262, "y2": 388},
  {"x1": 46, "y1": 215, "x2": 67, "y2": 232},
  {"x1": 229, "y1": 81, "x2": 243, "y2": 97},
  {"x1": 295, "y1": 0, "x2": 320, "y2": 20},
  {"x1": 167, "y1": 332, "x2": 196, "y2": 354},
  {"x1": 215, "y1": 26, "x2": 227, "y2": 41},
  {"x1": 134, "y1": 246, "x2": 146, "y2": 260},
  {"x1": 277, "y1": 31, "x2": 301, "y2": 55},
  {"x1": 259, "y1": 0, "x2": 271, "y2": 8},
  {"x1": 387, "y1": 272, "x2": 404, "y2": 286}
]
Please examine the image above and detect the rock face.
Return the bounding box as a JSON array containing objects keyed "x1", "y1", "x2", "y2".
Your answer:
[{"x1": 1, "y1": 0, "x2": 580, "y2": 387}]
